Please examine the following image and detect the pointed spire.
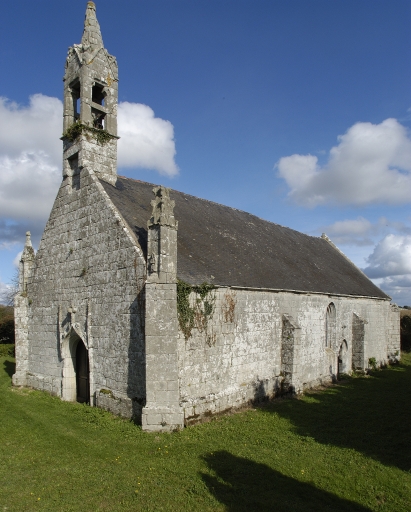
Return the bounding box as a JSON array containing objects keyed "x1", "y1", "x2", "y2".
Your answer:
[{"x1": 81, "y1": 2, "x2": 104, "y2": 51}]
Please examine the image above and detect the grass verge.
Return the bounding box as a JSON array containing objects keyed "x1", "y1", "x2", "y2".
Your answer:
[{"x1": 0, "y1": 354, "x2": 410, "y2": 511}]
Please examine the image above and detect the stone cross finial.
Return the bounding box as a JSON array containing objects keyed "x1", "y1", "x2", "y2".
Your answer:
[
  {"x1": 25, "y1": 231, "x2": 33, "y2": 248},
  {"x1": 19, "y1": 231, "x2": 35, "y2": 293},
  {"x1": 21, "y1": 232, "x2": 35, "y2": 262},
  {"x1": 81, "y1": 1, "x2": 104, "y2": 51},
  {"x1": 147, "y1": 186, "x2": 178, "y2": 229}
]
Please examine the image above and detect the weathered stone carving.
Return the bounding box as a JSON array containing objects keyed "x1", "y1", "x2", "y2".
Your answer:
[
  {"x1": 147, "y1": 186, "x2": 178, "y2": 229},
  {"x1": 19, "y1": 232, "x2": 35, "y2": 293},
  {"x1": 148, "y1": 252, "x2": 157, "y2": 274},
  {"x1": 146, "y1": 186, "x2": 178, "y2": 284}
]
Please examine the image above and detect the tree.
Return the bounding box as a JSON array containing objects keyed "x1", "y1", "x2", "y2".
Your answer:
[
  {"x1": 0, "y1": 305, "x2": 14, "y2": 344},
  {"x1": 0, "y1": 270, "x2": 19, "y2": 307}
]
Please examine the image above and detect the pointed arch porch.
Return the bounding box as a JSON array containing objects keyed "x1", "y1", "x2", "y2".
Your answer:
[{"x1": 61, "y1": 326, "x2": 90, "y2": 403}]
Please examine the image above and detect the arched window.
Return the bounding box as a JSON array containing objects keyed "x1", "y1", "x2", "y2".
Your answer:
[{"x1": 326, "y1": 303, "x2": 336, "y2": 348}]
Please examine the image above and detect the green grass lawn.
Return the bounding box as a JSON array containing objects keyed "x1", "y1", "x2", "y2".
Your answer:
[{"x1": 1, "y1": 355, "x2": 410, "y2": 512}]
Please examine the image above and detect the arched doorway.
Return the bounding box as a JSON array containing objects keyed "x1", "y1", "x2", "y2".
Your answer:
[
  {"x1": 76, "y1": 340, "x2": 90, "y2": 404},
  {"x1": 338, "y1": 340, "x2": 349, "y2": 377}
]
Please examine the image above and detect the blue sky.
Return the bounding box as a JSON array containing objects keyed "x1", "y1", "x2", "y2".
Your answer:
[{"x1": 0, "y1": 0, "x2": 410, "y2": 304}]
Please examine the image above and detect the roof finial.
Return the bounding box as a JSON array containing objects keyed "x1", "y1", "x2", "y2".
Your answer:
[
  {"x1": 25, "y1": 231, "x2": 33, "y2": 248},
  {"x1": 81, "y1": 1, "x2": 104, "y2": 51},
  {"x1": 21, "y1": 231, "x2": 35, "y2": 263}
]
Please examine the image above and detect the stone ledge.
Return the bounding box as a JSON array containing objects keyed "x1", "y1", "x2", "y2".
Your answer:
[
  {"x1": 12, "y1": 372, "x2": 27, "y2": 387},
  {"x1": 96, "y1": 390, "x2": 142, "y2": 422},
  {"x1": 141, "y1": 405, "x2": 184, "y2": 432}
]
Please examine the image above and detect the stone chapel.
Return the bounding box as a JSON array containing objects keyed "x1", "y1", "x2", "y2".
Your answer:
[{"x1": 13, "y1": 2, "x2": 400, "y2": 431}]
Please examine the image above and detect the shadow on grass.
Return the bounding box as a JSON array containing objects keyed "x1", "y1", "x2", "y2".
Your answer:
[
  {"x1": 264, "y1": 357, "x2": 411, "y2": 472},
  {"x1": 3, "y1": 359, "x2": 15, "y2": 379},
  {"x1": 201, "y1": 451, "x2": 370, "y2": 512}
]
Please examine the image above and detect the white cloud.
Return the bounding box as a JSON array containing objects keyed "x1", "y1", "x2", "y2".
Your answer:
[
  {"x1": 322, "y1": 216, "x2": 411, "y2": 247},
  {"x1": 325, "y1": 217, "x2": 374, "y2": 246},
  {"x1": 13, "y1": 251, "x2": 22, "y2": 268},
  {"x1": 0, "y1": 151, "x2": 61, "y2": 222},
  {"x1": 327, "y1": 217, "x2": 372, "y2": 236},
  {"x1": 118, "y1": 102, "x2": 178, "y2": 176},
  {"x1": 0, "y1": 95, "x2": 63, "y2": 220},
  {"x1": 319, "y1": 219, "x2": 411, "y2": 304},
  {"x1": 376, "y1": 275, "x2": 411, "y2": 306},
  {"x1": 363, "y1": 234, "x2": 411, "y2": 279},
  {"x1": 0, "y1": 95, "x2": 63, "y2": 243},
  {"x1": 0, "y1": 95, "x2": 179, "y2": 250},
  {"x1": 277, "y1": 118, "x2": 411, "y2": 206},
  {"x1": 380, "y1": 275, "x2": 411, "y2": 289},
  {"x1": 0, "y1": 95, "x2": 62, "y2": 162}
]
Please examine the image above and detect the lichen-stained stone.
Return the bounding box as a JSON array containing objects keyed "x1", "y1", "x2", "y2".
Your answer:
[{"x1": 13, "y1": 2, "x2": 400, "y2": 432}]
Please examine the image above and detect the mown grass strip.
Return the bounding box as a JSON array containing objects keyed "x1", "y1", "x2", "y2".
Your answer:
[{"x1": 0, "y1": 354, "x2": 410, "y2": 511}]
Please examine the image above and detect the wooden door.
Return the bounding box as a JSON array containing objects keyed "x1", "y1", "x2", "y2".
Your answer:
[{"x1": 76, "y1": 341, "x2": 90, "y2": 404}]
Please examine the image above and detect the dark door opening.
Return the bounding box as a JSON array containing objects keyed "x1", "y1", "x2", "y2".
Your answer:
[{"x1": 76, "y1": 341, "x2": 90, "y2": 404}]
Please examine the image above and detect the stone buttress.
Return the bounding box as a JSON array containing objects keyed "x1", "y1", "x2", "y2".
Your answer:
[
  {"x1": 12, "y1": 232, "x2": 35, "y2": 387},
  {"x1": 142, "y1": 186, "x2": 184, "y2": 431}
]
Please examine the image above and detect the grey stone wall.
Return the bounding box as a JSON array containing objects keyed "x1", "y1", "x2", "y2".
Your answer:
[
  {"x1": 386, "y1": 304, "x2": 401, "y2": 361},
  {"x1": 352, "y1": 313, "x2": 366, "y2": 370},
  {"x1": 12, "y1": 294, "x2": 30, "y2": 387},
  {"x1": 63, "y1": 136, "x2": 118, "y2": 187},
  {"x1": 19, "y1": 167, "x2": 146, "y2": 419},
  {"x1": 178, "y1": 287, "x2": 396, "y2": 424},
  {"x1": 281, "y1": 314, "x2": 302, "y2": 392}
]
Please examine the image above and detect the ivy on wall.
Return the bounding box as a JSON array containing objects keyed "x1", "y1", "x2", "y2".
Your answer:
[
  {"x1": 62, "y1": 121, "x2": 116, "y2": 145},
  {"x1": 177, "y1": 280, "x2": 216, "y2": 341}
]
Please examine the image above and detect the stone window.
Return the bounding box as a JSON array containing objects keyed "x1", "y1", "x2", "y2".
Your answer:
[
  {"x1": 92, "y1": 83, "x2": 105, "y2": 106},
  {"x1": 68, "y1": 153, "x2": 80, "y2": 190},
  {"x1": 326, "y1": 302, "x2": 336, "y2": 348},
  {"x1": 71, "y1": 81, "x2": 81, "y2": 120},
  {"x1": 91, "y1": 107, "x2": 105, "y2": 129}
]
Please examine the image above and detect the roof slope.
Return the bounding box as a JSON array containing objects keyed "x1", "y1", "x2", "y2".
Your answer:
[{"x1": 100, "y1": 176, "x2": 389, "y2": 299}]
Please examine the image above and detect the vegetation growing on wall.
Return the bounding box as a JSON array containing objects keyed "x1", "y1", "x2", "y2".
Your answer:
[
  {"x1": 177, "y1": 280, "x2": 216, "y2": 341},
  {"x1": 62, "y1": 120, "x2": 116, "y2": 145},
  {"x1": 368, "y1": 357, "x2": 377, "y2": 371},
  {"x1": 222, "y1": 290, "x2": 237, "y2": 323}
]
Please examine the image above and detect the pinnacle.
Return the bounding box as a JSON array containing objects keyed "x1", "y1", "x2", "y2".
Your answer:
[
  {"x1": 25, "y1": 231, "x2": 33, "y2": 248},
  {"x1": 21, "y1": 231, "x2": 34, "y2": 261},
  {"x1": 81, "y1": 1, "x2": 104, "y2": 51}
]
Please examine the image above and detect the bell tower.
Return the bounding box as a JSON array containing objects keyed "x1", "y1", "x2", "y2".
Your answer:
[{"x1": 62, "y1": 1, "x2": 118, "y2": 185}]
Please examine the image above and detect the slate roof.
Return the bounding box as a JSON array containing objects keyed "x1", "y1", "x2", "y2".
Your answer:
[{"x1": 100, "y1": 176, "x2": 389, "y2": 299}]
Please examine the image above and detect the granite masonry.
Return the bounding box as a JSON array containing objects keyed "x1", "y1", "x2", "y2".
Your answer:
[{"x1": 13, "y1": 2, "x2": 400, "y2": 432}]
